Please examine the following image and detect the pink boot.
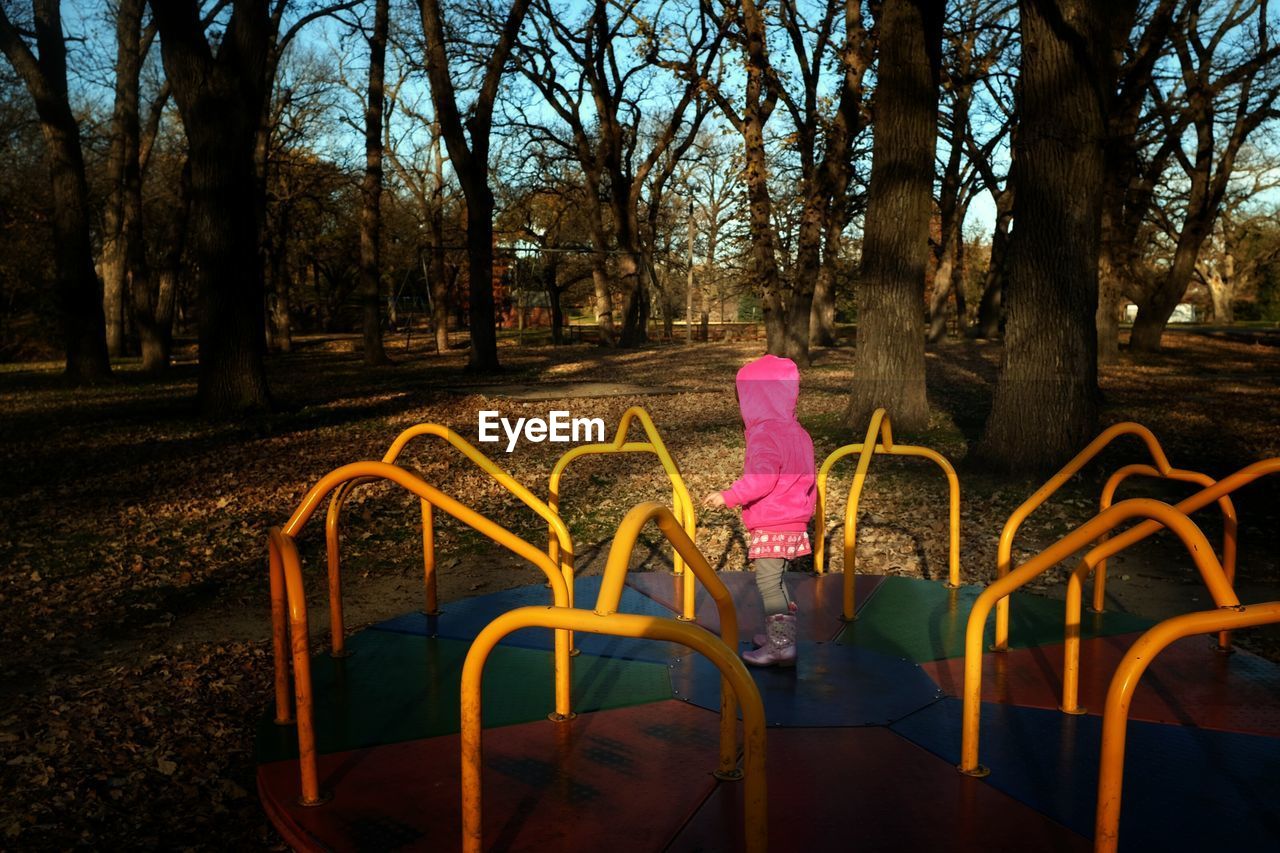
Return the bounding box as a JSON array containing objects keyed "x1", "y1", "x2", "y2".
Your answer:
[
  {"x1": 743, "y1": 613, "x2": 796, "y2": 667},
  {"x1": 752, "y1": 602, "x2": 797, "y2": 648}
]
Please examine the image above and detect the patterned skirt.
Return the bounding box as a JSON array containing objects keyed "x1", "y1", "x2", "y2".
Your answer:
[{"x1": 747, "y1": 530, "x2": 812, "y2": 561}]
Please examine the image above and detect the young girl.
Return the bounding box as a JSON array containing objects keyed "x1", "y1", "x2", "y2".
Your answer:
[{"x1": 702, "y1": 354, "x2": 816, "y2": 667}]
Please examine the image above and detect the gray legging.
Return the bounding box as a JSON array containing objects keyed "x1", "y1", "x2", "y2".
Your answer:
[{"x1": 753, "y1": 557, "x2": 793, "y2": 616}]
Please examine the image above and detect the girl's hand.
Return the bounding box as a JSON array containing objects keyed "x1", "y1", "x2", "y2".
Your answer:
[{"x1": 701, "y1": 491, "x2": 726, "y2": 510}]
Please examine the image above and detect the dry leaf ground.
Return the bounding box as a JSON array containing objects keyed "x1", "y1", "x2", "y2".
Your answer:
[{"x1": 1, "y1": 329, "x2": 1278, "y2": 847}]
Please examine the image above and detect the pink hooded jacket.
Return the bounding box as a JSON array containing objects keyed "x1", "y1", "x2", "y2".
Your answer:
[{"x1": 720, "y1": 355, "x2": 816, "y2": 531}]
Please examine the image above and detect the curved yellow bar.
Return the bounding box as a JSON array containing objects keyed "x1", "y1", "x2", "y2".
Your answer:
[
  {"x1": 384, "y1": 422, "x2": 576, "y2": 560},
  {"x1": 323, "y1": 425, "x2": 577, "y2": 653},
  {"x1": 1093, "y1": 463, "x2": 1238, "y2": 647},
  {"x1": 815, "y1": 408, "x2": 961, "y2": 620},
  {"x1": 959, "y1": 498, "x2": 1232, "y2": 775},
  {"x1": 268, "y1": 528, "x2": 323, "y2": 806},
  {"x1": 1061, "y1": 498, "x2": 1241, "y2": 713},
  {"x1": 993, "y1": 423, "x2": 1174, "y2": 651},
  {"x1": 1093, "y1": 458, "x2": 1279, "y2": 576},
  {"x1": 548, "y1": 406, "x2": 698, "y2": 617},
  {"x1": 273, "y1": 461, "x2": 574, "y2": 726},
  {"x1": 548, "y1": 441, "x2": 678, "y2": 568},
  {"x1": 460, "y1": 606, "x2": 767, "y2": 853},
  {"x1": 593, "y1": 501, "x2": 745, "y2": 769},
  {"x1": 1095, "y1": 602, "x2": 1280, "y2": 853}
]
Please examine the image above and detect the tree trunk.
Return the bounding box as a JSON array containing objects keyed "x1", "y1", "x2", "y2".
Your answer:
[
  {"x1": 429, "y1": 130, "x2": 450, "y2": 355},
  {"x1": 463, "y1": 183, "x2": 500, "y2": 370},
  {"x1": 952, "y1": 226, "x2": 967, "y2": 333},
  {"x1": 101, "y1": 247, "x2": 126, "y2": 357},
  {"x1": 187, "y1": 123, "x2": 272, "y2": 411},
  {"x1": 0, "y1": 1, "x2": 111, "y2": 382},
  {"x1": 267, "y1": 256, "x2": 293, "y2": 354},
  {"x1": 743, "y1": 117, "x2": 785, "y2": 354},
  {"x1": 702, "y1": 222, "x2": 717, "y2": 342},
  {"x1": 846, "y1": 0, "x2": 941, "y2": 433},
  {"x1": 1130, "y1": 218, "x2": 1209, "y2": 352},
  {"x1": 102, "y1": 0, "x2": 149, "y2": 361},
  {"x1": 969, "y1": 188, "x2": 1012, "y2": 338},
  {"x1": 359, "y1": 0, "x2": 390, "y2": 366},
  {"x1": 1205, "y1": 256, "x2": 1234, "y2": 324},
  {"x1": 146, "y1": 160, "x2": 188, "y2": 373},
  {"x1": 153, "y1": 1, "x2": 273, "y2": 415},
  {"x1": 585, "y1": 187, "x2": 616, "y2": 345},
  {"x1": 974, "y1": 0, "x2": 1132, "y2": 472},
  {"x1": 611, "y1": 212, "x2": 645, "y2": 345},
  {"x1": 809, "y1": 218, "x2": 841, "y2": 347},
  {"x1": 787, "y1": 190, "x2": 825, "y2": 364},
  {"x1": 418, "y1": 0, "x2": 531, "y2": 373},
  {"x1": 45, "y1": 107, "x2": 111, "y2": 380},
  {"x1": 151, "y1": 267, "x2": 177, "y2": 369},
  {"x1": 1096, "y1": 240, "x2": 1123, "y2": 363},
  {"x1": 544, "y1": 255, "x2": 563, "y2": 345},
  {"x1": 926, "y1": 245, "x2": 955, "y2": 343},
  {"x1": 429, "y1": 245, "x2": 450, "y2": 355},
  {"x1": 928, "y1": 75, "x2": 967, "y2": 345},
  {"x1": 263, "y1": 224, "x2": 291, "y2": 353}
]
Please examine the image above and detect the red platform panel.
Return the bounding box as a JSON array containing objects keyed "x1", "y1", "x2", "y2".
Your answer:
[
  {"x1": 259, "y1": 701, "x2": 724, "y2": 852},
  {"x1": 920, "y1": 632, "x2": 1280, "y2": 736},
  {"x1": 668, "y1": 727, "x2": 1088, "y2": 852},
  {"x1": 625, "y1": 570, "x2": 883, "y2": 644}
]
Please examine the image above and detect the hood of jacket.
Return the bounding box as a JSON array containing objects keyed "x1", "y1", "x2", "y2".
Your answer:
[{"x1": 736, "y1": 354, "x2": 800, "y2": 430}]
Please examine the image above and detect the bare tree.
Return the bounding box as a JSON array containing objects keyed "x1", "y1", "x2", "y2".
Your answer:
[
  {"x1": 1096, "y1": 0, "x2": 1180, "y2": 363},
  {"x1": 974, "y1": 0, "x2": 1138, "y2": 472},
  {"x1": 684, "y1": 130, "x2": 746, "y2": 335},
  {"x1": 964, "y1": 71, "x2": 1017, "y2": 340},
  {"x1": 927, "y1": 0, "x2": 1013, "y2": 343},
  {"x1": 1190, "y1": 151, "x2": 1280, "y2": 322},
  {"x1": 101, "y1": 0, "x2": 174, "y2": 372},
  {"x1": 418, "y1": 0, "x2": 533, "y2": 371},
  {"x1": 0, "y1": 0, "x2": 111, "y2": 382},
  {"x1": 512, "y1": 0, "x2": 722, "y2": 346},
  {"x1": 359, "y1": 0, "x2": 390, "y2": 365},
  {"x1": 1129, "y1": 0, "x2": 1280, "y2": 352},
  {"x1": 382, "y1": 50, "x2": 459, "y2": 356},
  {"x1": 846, "y1": 0, "x2": 943, "y2": 434},
  {"x1": 775, "y1": 0, "x2": 874, "y2": 364},
  {"x1": 151, "y1": 0, "x2": 277, "y2": 413},
  {"x1": 699, "y1": 0, "x2": 786, "y2": 352}
]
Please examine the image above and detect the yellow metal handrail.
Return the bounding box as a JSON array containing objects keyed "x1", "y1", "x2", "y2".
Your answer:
[
  {"x1": 1094, "y1": 601, "x2": 1280, "y2": 853},
  {"x1": 959, "y1": 498, "x2": 1235, "y2": 775},
  {"x1": 815, "y1": 408, "x2": 961, "y2": 620},
  {"x1": 270, "y1": 462, "x2": 576, "y2": 806},
  {"x1": 1057, "y1": 457, "x2": 1278, "y2": 714},
  {"x1": 993, "y1": 423, "x2": 1175, "y2": 651},
  {"x1": 459, "y1": 609, "x2": 767, "y2": 853},
  {"x1": 462, "y1": 500, "x2": 763, "y2": 852},
  {"x1": 1093, "y1": 463, "x2": 1238, "y2": 647},
  {"x1": 548, "y1": 406, "x2": 699, "y2": 619},
  {"x1": 323, "y1": 424, "x2": 575, "y2": 650}
]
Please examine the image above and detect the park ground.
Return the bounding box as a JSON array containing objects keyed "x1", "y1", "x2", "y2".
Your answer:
[{"x1": 1, "y1": 331, "x2": 1279, "y2": 847}]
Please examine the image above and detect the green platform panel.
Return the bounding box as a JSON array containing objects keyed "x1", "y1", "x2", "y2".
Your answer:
[
  {"x1": 257, "y1": 629, "x2": 673, "y2": 764},
  {"x1": 835, "y1": 576, "x2": 1154, "y2": 663}
]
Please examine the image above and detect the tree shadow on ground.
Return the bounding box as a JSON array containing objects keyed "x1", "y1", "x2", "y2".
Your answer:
[{"x1": 924, "y1": 339, "x2": 1002, "y2": 450}]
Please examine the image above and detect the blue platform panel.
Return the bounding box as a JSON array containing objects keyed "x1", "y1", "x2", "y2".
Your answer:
[
  {"x1": 372, "y1": 575, "x2": 691, "y2": 664},
  {"x1": 669, "y1": 640, "x2": 943, "y2": 727},
  {"x1": 891, "y1": 698, "x2": 1280, "y2": 851},
  {"x1": 626, "y1": 569, "x2": 885, "y2": 644}
]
